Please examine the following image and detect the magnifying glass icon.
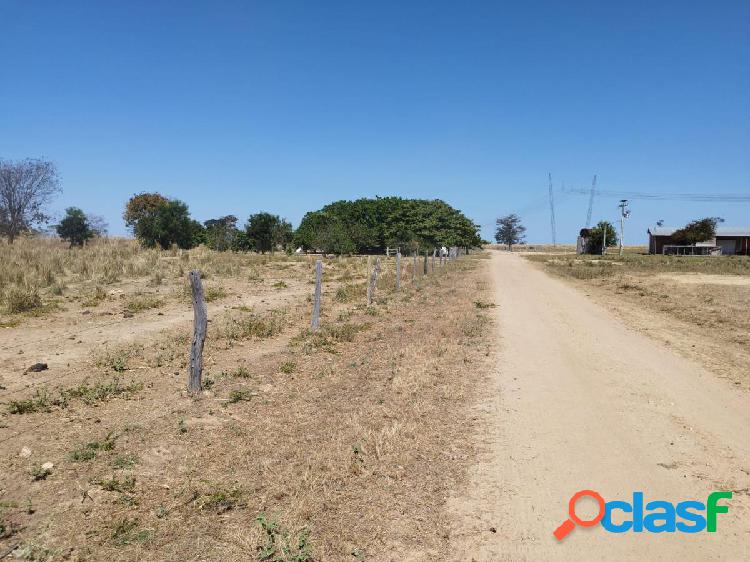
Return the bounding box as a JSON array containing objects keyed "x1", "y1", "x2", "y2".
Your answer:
[{"x1": 553, "y1": 489, "x2": 606, "y2": 541}]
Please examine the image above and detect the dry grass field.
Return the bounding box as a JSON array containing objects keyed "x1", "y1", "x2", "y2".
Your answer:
[
  {"x1": 524, "y1": 252, "x2": 750, "y2": 389},
  {"x1": 0, "y1": 239, "x2": 494, "y2": 561}
]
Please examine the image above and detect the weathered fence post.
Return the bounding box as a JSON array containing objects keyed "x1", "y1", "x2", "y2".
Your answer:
[
  {"x1": 431, "y1": 249, "x2": 435, "y2": 272},
  {"x1": 367, "y1": 257, "x2": 381, "y2": 305},
  {"x1": 188, "y1": 270, "x2": 207, "y2": 394},
  {"x1": 396, "y1": 251, "x2": 401, "y2": 290},
  {"x1": 412, "y1": 252, "x2": 417, "y2": 282},
  {"x1": 366, "y1": 256, "x2": 373, "y2": 304},
  {"x1": 311, "y1": 259, "x2": 322, "y2": 331},
  {"x1": 423, "y1": 251, "x2": 428, "y2": 275}
]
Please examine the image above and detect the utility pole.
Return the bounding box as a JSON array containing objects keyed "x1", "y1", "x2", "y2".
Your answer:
[{"x1": 618, "y1": 199, "x2": 630, "y2": 256}]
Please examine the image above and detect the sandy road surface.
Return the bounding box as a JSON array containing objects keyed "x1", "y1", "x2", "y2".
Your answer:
[{"x1": 451, "y1": 251, "x2": 750, "y2": 561}]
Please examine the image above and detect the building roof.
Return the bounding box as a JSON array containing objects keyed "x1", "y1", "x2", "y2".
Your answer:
[
  {"x1": 648, "y1": 226, "x2": 750, "y2": 237},
  {"x1": 716, "y1": 227, "x2": 750, "y2": 237}
]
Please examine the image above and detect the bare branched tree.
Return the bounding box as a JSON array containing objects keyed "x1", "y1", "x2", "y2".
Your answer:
[
  {"x1": 0, "y1": 158, "x2": 61, "y2": 243},
  {"x1": 87, "y1": 214, "x2": 109, "y2": 237}
]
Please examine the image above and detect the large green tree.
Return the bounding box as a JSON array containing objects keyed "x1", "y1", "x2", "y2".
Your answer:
[
  {"x1": 585, "y1": 221, "x2": 618, "y2": 254},
  {"x1": 204, "y1": 215, "x2": 239, "y2": 251},
  {"x1": 124, "y1": 193, "x2": 202, "y2": 249},
  {"x1": 246, "y1": 212, "x2": 293, "y2": 253},
  {"x1": 56, "y1": 207, "x2": 94, "y2": 247},
  {"x1": 494, "y1": 214, "x2": 526, "y2": 251},
  {"x1": 672, "y1": 217, "x2": 721, "y2": 245},
  {"x1": 295, "y1": 197, "x2": 481, "y2": 254},
  {"x1": 123, "y1": 192, "x2": 169, "y2": 232}
]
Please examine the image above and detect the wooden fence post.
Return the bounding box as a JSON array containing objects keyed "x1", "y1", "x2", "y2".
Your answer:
[
  {"x1": 188, "y1": 270, "x2": 207, "y2": 394},
  {"x1": 431, "y1": 249, "x2": 435, "y2": 272},
  {"x1": 366, "y1": 256, "x2": 373, "y2": 304},
  {"x1": 396, "y1": 251, "x2": 401, "y2": 290},
  {"x1": 423, "y1": 251, "x2": 428, "y2": 275},
  {"x1": 368, "y1": 257, "x2": 381, "y2": 305},
  {"x1": 311, "y1": 259, "x2": 322, "y2": 331},
  {"x1": 412, "y1": 252, "x2": 417, "y2": 282}
]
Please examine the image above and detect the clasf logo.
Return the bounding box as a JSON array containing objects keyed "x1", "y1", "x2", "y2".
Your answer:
[{"x1": 554, "y1": 489, "x2": 732, "y2": 540}]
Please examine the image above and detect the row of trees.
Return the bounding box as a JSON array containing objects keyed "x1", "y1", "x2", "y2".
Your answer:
[
  {"x1": 1, "y1": 159, "x2": 481, "y2": 252},
  {"x1": 126, "y1": 194, "x2": 481, "y2": 254},
  {"x1": 81, "y1": 197, "x2": 478, "y2": 254},
  {"x1": 123, "y1": 193, "x2": 294, "y2": 252}
]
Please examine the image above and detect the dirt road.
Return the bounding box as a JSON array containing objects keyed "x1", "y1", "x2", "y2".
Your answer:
[{"x1": 450, "y1": 251, "x2": 750, "y2": 561}]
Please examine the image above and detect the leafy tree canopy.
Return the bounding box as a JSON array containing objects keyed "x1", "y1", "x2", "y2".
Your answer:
[
  {"x1": 495, "y1": 214, "x2": 526, "y2": 250},
  {"x1": 204, "y1": 215, "x2": 239, "y2": 251},
  {"x1": 585, "y1": 221, "x2": 618, "y2": 254},
  {"x1": 246, "y1": 212, "x2": 293, "y2": 253},
  {"x1": 672, "y1": 217, "x2": 721, "y2": 245},
  {"x1": 295, "y1": 197, "x2": 481, "y2": 254},
  {"x1": 123, "y1": 192, "x2": 169, "y2": 231},
  {"x1": 124, "y1": 193, "x2": 203, "y2": 249},
  {"x1": 56, "y1": 207, "x2": 95, "y2": 247}
]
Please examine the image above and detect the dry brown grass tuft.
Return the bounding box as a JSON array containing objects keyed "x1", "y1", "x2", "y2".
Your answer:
[{"x1": 3, "y1": 286, "x2": 43, "y2": 313}]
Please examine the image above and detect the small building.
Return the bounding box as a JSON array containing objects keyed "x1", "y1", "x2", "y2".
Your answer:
[
  {"x1": 576, "y1": 228, "x2": 592, "y2": 254},
  {"x1": 647, "y1": 226, "x2": 750, "y2": 255}
]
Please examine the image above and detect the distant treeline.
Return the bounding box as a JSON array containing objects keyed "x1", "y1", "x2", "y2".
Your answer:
[
  {"x1": 122, "y1": 193, "x2": 481, "y2": 254},
  {"x1": 0, "y1": 157, "x2": 482, "y2": 253}
]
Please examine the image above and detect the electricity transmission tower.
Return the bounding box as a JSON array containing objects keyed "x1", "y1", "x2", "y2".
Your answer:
[
  {"x1": 585, "y1": 174, "x2": 597, "y2": 228},
  {"x1": 548, "y1": 172, "x2": 556, "y2": 246}
]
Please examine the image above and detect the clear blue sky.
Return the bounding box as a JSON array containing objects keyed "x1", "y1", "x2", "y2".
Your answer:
[{"x1": 2, "y1": 0, "x2": 748, "y2": 243}]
